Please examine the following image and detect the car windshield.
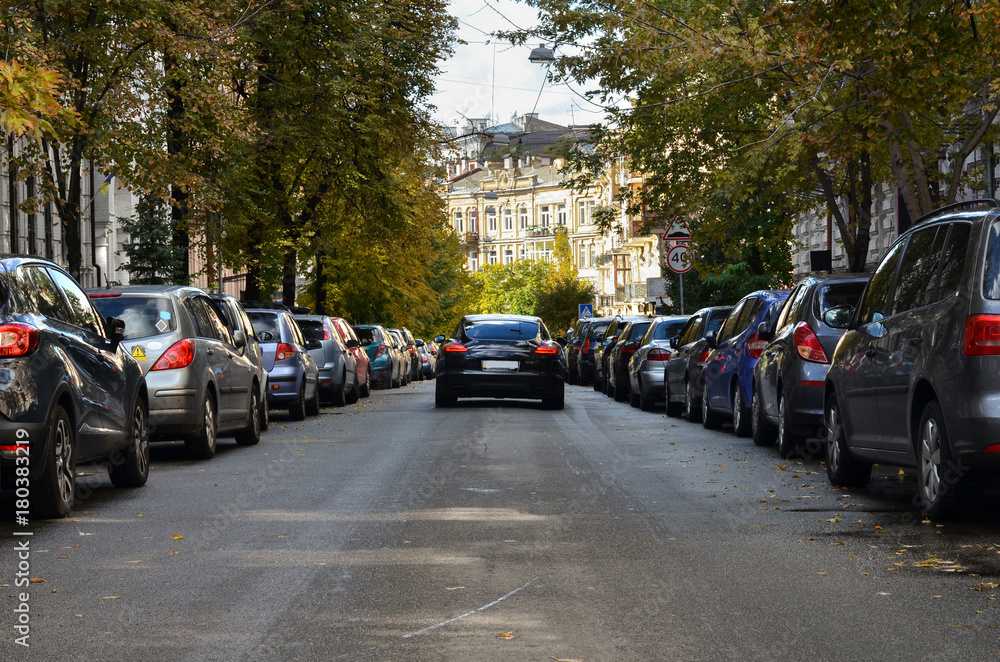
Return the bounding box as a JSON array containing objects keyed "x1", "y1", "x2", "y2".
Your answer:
[
  {"x1": 297, "y1": 319, "x2": 325, "y2": 341},
  {"x1": 706, "y1": 311, "x2": 728, "y2": 335},
  {"x1": 587, "y1": 320, "x2": 610, "y2": 338},
  {"x1": 985, "y1": 221, "x2": 1000, "y2": 300},
  {"x1": 652, "y1": 319, "x2": 687, "y2": 340},
  {"x1": 355, "y1": 327, "x2": 380, "y2": 344},
  {"x1": 464, "y1": 319, "x2": 539, "y2": 341},
  {"x1": 90, "y1": 295, "x2": 176, "y2": 339},
  {"x1": 817, "y1": 281, "x2": 868, "y2": 316},
  {"x1": 247, "y1": 312, "x2": 280, "y2": 341}
]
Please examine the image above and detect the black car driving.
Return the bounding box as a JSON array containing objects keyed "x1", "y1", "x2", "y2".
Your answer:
[{"x1": 434, "y1": 314, "x2": 567, "y2": 409}]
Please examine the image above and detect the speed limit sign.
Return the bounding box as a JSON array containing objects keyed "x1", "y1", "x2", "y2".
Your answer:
[{"x1": 667, "y1": 245, "x2": 693, "y2": 274}]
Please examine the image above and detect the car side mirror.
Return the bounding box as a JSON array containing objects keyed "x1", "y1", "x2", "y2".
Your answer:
[
  {"x1": 669, "y1": 335, "x2": 679, "y2": 349},
  {"x1": 307, "y1": 338, "x2": 322, "y2": 350},
  {"x1": 756, "y1": 321, "x2": 773, "y2": 342},
  {"x1": 345, "y1": 338, "x2": 360, "y2": 349},
  {"x1": 555, "y1": 336, "x2": 568, "y2": 347},
  {"x1": 232, "y1": 329, "x2": 247, "y2": 349},
  {"x1": 704, "y1": 330, "x2": 717, "y2": 349},
  {"x1": 594, "y1": 333, "x2": 604, "y2": 342},
  {"x1": 106, "y1": 316, "x2": 126, "y2": 350},
  {"x1": 434, "y1": 334, "x2": 446, "y2": 344},
  {"x1": 257, "y1": 331, "x2": 273, "y2": 343},
  {"x1": 824, "y1": 305, "x2": 854, "y2": 330},
  {"x1": 415, "y1": 339, "x2": 425, "y2": 347}
]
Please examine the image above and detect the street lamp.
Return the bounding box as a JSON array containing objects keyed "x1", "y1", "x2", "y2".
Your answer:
[{"x1": 528, "y1": 43, "x2": 555, "y2": 63}]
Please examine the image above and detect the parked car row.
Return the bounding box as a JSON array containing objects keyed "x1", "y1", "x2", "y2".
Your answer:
[
  {"x1": 353, "y1": 324, "x2": 436, "y2": 389},
  {"x1": 0, "y1": 258, "x2": 417, "y2": 518},
  {"x1": 582, "y1": 200, "x2": 1000, "y2": 519}
]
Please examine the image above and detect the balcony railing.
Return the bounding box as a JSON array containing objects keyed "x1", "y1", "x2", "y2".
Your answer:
[
  {"x1": 461, "y1": 232, "x2": 479, "y2": 246},
  {"x1": 598, "y1": 295, "x2": 615, "y2": 309},
  {"x1": 614, "y1": 287, "x2": 626, "y2": 303},
  {"x1": 624, "y1": 282, "x2": 647, "y2": 300},
  {"x1": 526, "y1": 226, "x2": 554, "y2": 238}
]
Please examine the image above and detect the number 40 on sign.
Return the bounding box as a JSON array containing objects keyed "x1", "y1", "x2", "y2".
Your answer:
[{"x1": 667, "y1": 245, "x2": 693, "y2": 274}]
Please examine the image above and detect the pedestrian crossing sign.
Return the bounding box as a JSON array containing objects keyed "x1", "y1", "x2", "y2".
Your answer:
[{"x1": 579, "y1": 304, "x2": 594, "y2": 318}]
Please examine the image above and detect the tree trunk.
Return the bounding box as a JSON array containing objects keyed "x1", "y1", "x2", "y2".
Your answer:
[
  {"x1": 165, "y1": 49, "x2": 189, "y2": 284},
  {"x1": 7, "y1": 135, "x2": 18, "y2": 254},
  {"x1": 314, "y1": 251, "x2": 326, "y2": 315},
  {"x1": 282, "y1": 250, "x2": 296, "y2": 308}
]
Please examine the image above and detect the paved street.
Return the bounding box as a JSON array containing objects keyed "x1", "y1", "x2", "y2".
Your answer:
[{"x1": 3, "y1": 382, "x2": 1000, "y2": 660}]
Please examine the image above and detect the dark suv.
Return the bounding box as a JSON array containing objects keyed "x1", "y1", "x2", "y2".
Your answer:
[
  {"x1": 0, "y1": 257, "x2": 149, "y2": 518},
  {"x1": 823, "y1": 199, "x2": 1000, "y2": 518},
  {"x1": 663, "y1": 306, "x2": 733, "y2": 421}
]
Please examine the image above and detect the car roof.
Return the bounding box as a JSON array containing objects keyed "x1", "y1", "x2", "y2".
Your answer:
[
  {"x1": 87, "y1": 284, "x2": 203, "y2": 296},
  {"x1": 462, "y1": 314, "x2": 542, "y2": 323}
]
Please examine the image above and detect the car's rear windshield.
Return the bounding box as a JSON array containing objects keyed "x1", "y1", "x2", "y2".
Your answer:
[
  {"x1": 817, "y1": 281, "x2": 868, "y2": 316},
  {"x1": 464, "y1": 319, "x2": 539, "y2": 341},
  {"x1": 354, "y1": 327, "x2": 381, "y2": 344},
  {"x1": 247, "y1": 311, "x2": 280, "y2": 340},
  {"x1": 89, "y1": 295, "x2": 176, "y2": 339},
  {"x1": 706, "y1": 312, "x2": 728, "y2": 335},
  {"x1": 587, "y1": 320, "x2": 611, "y2": 338},
  {"x1": 628, "y1": 322, "x2": 652, "y2": 341},
  {"x1": 651, "y1": 319, "x2": 688, "y2": 340},
  {"x1": 297, "y1": 319, "x2": 324, "y2": 341},
  {"x1": 984, "y1": 221, "x2": 1000, "y2": 300}
]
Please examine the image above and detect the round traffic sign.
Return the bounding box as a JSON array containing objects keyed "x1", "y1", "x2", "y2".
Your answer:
[{"x1": 667, "y1": 245, "x2": 693, "y2": 274}]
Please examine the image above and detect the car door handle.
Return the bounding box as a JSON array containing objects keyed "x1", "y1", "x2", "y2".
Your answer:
[{"x1": 206, "y1": 349, "x2": 215, "y2": 356}]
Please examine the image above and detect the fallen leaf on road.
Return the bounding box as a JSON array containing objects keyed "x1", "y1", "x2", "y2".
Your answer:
[
  {"x1": 102, "y1": 596, "x2": 121, "y2": 599},
  {"x1": 445, "y1": 587, "x2": 465, "y2": 591},
  {"x1": 498, "y1": 631, "x2": 515, "y2": 639},
  {"x1": 551, "y1": 658, "x2": 585, "y2": 661},
  {"x1": 29, "y1": 578, "x2": 45, "y2": 584},
  {"x1": 973, "y1": 583, "x2": 998, "y2": 591},
  {"x1": 171, "y1": 534, "x2": 184, "y2": 540},
  {"x1": 169, "y1": 551, "x2": 179, "y2": 555},
  {"x1": 76, "y1": 528, "x2": 93, "y2": 536}
]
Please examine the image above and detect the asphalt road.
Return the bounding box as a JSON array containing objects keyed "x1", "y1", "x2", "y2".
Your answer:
[{"x1": 2, "y1": 381, "x2": 1000, "y2": 660}]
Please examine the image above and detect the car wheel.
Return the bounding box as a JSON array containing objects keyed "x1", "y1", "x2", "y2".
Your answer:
[
  {"x1": 592, "y1": 369, "x2": 602, "y2": 392},
  {"x1": 751, "y1": 384, "x2": 777, "y2": 446},
  {"x1": 34, "y1": 406, "x2": 76, "y2": 519},
  {"x1": 630, "y1": 381, "x2": 641, "y2": 408},
  {"x1": 544, "y1": 384, "x2": 565, "y2": 410},
  {"x1": 732, "y1": 381, "x2": 751, "y2": 438},
  {"x1": 288, "y1": 383, "x2": 307, "y2": 421},
  {"x1": 360, "y1": 372, "x2": 371, "y2": 398},
  {"x1": 638, "y1": 379, "x2": 654, "y2": 411},
  {"x1": 685, "y1": 379, "x2": 702, "y2": 423},
  {"x1": 824, "y1": 393, "x2": 872, "y2": 487},
  {"x1": 345, "y1": 377, "x2": 360, "y2": 405},
  {"x1": 777, "y1": 393, "x2": 803, "y2": 458},
  {"x1": 306, "y1": 381, "x2": 321, "y2": 416},
  {"x1": 109, "y1": 397, "x2": 151, "y2": 487},
  {"x1": 435, "y1": 386, "x2": 456, "y2": 407},
  {"x1": 259, "y1": 389, "x2": 270, "y2": 432},
  {"x1": 235, "y1": 388, "x2": 262, "y2": 446},
  {"x1": 917, "y1": 400, "x2": 965, "y2": 520},
  {"x1": 701, "y1": 381, "x2": 722, "y2": 429},
  {"x1": 185, "y1": 393, "x2": 218, "y2": 460},
  {"x1": 613, "y1": 371, "x2": 628, "y2": 402},
  {"x1": 332, "y1": 371, "x2": 348, "y2": 407},
  {"x1": 664, "y1": 379, "x2": 682, "y2": 416}
]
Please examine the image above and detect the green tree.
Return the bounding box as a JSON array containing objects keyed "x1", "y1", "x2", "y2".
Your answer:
[{"x1": 118, "y1": 195, "x2": 187, "y2": 284}]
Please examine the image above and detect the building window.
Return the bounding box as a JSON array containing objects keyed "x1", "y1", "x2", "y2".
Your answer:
[
  {"x1": 578, "y1": 200, "x2": 594, "y2": 225},
  {"x1": 579, "y1": 244, "x2": 588, "y2": 268},
  {"x1": 557, "y1": 204, "x2": 567, "y2": 226},
  {"x1": 504, "y1": 249, "x2": 514, "y2": 264},
  {"x1": 487, "y1": 209, "x2": 497, "y2": 233},
  {"x1": 470, "y1": 254, "x2": 479, "y2": 271},
  {"x1": 488, "y1": 250, "x2": 498, "y2": 265},
  {"x1": 503, "y1": 208, "x2": 513, "y2": 231},
  {"x1": 588, "y1": 244, "x2": 595, "y2": 267},
  {"x1": 519, "y1": 246, "x2": 526, "y2": 260},
  {"x1": 454, "y1": 210, "x2": 463, "y2": 233},
  {"x1": 519, "y1": 207, "x2": 528, "y2": 229},
  {"x1": 540, "y1": 205, "x2": 551, "y2": 227}
]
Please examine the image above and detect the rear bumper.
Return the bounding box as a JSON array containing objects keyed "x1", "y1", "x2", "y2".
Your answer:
[
  {"x1": 266, "y1": 365, "x2": 304, "y2": 404},
  {"x1": 437, "y1": 372, "x2": 564, "y2": 400}
]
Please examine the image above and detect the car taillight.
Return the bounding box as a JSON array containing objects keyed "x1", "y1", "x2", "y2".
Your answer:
[
  {"x1": 698, "y1": 349, "x2": 711, "y2": 364},
  {"x1": 0, "y1": 323, "x2": 39, "y2": 358},
  {"x1": 747, "y1": 333, "x2": 769, "y2": 360},
  {"x1": 375, "y1": 343, "x2": 388, "y2": 357},
  {"x1": 275, "y1": 343, "x2": 296, "y2": 361},
  {"x1": 322, "y1": 320, "x2": 332, "y2": 341},
  {"x1": 648, "y1": 349, "x2": 671, "y2": 361},
  {"x1": 409, "y1": 347, "x2": 416, "y2": 356},
  {"x1": 792, "y1": 322, "x2": 829, "y2": 363},
  {"x1": 582, "y1": 339, "x2": 591, "y2": 354},
  {"x1": 535, "y1": 343, "x2": 560, "y2": 354},
  {"x1": 963, "y1": 314, "x2": 1000, "y2": 356},
  {"x1": 88, "y1": 292, "x2": 122, "y2": 298},
  {"x1": 422, "y1": 354, "x2": 429, "y2": 363},
  {"x1": 151, "y1": 339, "x2": 195, "y2": 370},
  {"x1": 445, "y1": 342, "x2": 468, "y2": 352}
]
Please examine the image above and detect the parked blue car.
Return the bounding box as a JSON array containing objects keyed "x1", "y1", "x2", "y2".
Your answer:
[
  {"x1": 701, "y1": 289, "x2": 790, "y2": 434},
  {"x1": 244, "y1": 307, "x2": 321, "y2": 421}
]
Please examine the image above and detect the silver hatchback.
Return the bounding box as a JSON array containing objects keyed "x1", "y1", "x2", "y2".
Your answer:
[{"x1": 89, "y1": 285, "x2": 262, "y2": 459}]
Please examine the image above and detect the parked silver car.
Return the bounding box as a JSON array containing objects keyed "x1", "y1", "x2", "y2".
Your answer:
[
  {"x1": 294, "y1": 314, "x2": 360, "y2": 405},
  {"x1": 628, "y1": 315, "x2": 690, "y2": 411},
  {"x1": 211, "y1": 294, "x2": 270, "y2": 436},
  {"x1": 90, "y1": 285, "x2": 262, "y2": 459}
]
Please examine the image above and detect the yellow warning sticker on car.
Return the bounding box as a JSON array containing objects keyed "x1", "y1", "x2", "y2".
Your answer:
[{"x1": 131, "y1": 346, "x2": 147, "y2": 360}]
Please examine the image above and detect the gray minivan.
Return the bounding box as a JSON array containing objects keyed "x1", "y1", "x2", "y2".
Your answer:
[{"x1": 824, "y1": 199, "x2": 1000, "y2": 518}]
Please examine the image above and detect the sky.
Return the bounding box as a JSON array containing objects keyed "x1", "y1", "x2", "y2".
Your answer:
[{"x1": 429, "y1": 0, "x2": 609, "y2": 130}]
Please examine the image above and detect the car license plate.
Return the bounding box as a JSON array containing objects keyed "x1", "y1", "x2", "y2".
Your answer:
[{"x1": 482, "y1": 360, "x2": 519, "y2": 372}]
